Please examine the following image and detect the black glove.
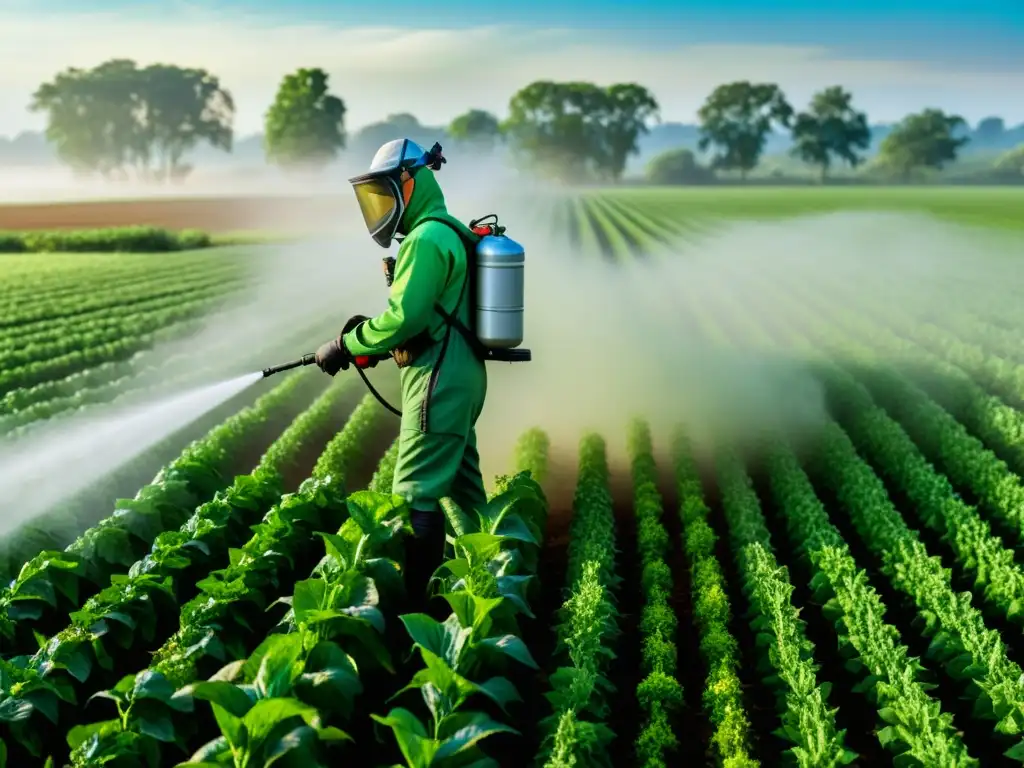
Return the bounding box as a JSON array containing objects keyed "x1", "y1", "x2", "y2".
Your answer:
[
  {"x1": 315, "y1": 336, "x2": 351, "y2": 376},
  {"x1": 316, "y1": 315, "x2": 372, "y2": 376}
]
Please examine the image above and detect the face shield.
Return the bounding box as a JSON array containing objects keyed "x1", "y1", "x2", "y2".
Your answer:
[{"x1": 352, "y1": 176, "x2": 402, "y2": 249}]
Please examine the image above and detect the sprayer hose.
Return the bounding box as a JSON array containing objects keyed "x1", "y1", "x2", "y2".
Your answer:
[{"x1": 355, "y1": 367, "x2": 402, "y2": 417}]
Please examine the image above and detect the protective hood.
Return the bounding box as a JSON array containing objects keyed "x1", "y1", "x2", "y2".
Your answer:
[{"x1": 399, "y1": 163, "x2": 447, "y2": 234}]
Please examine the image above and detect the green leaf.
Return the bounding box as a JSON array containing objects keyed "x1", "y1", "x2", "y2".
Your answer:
[
  {"x1": 187, "y1": 681, "x2": 254, "y2": 718},
  {"x1": 291, "y1": 579, "x2": 328, "y2": 624},
  {"x1": 455, "y1": 533, "x2": 504, "y2": 565},
  {"x1": 442, "y1": 592, "x2": 503, "y2": 635},
  {"x1": 264, "y1": 724, "x2": 318, "y2": 766},
  {"x1": 371, "y1": 707, "x2": 439, "y2": 768},
  {"x1": 66, "y1": 719, "x2": 120, "y2": 750},
  {"x1": 295, "y1": 644, "x2": 363, "y2": 719},
  {"x1": 476, "y1": 634, "x2": 539, "y2": 669},
  {"x1": 475, "y1": 677, "x2": 521, "y2": 714},
  {"x1": 315, "y1": 532, "x2": 356, "y2": 570},
  {"x1": 253, "y1": 635, "x2": 304, "y2": 698},
  {"x1": 182, "y1": 735, "x2": 230, "y2": 764},
  {"x1": 435, "y1": 710, "x2": 519, "y2": 759},
  {"x1": 137, "y1": 710, "x2": 175, "y2": 743},
  {"x1": 0, "y1": 697, "x2": 34, "y2": 723},
  {"x1": 242, "y1": 698, "x2": 318, "y2": 747},
  {"x1": 401, "y1": 613, "x2": 471, "y2": 668},
  {"x1": 133, "y1": 669, "x2": 175, "y2": 702}
]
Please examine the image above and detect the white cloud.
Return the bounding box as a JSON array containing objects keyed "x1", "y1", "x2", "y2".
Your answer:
[{"x1": 0, "y1": 8, "x2": 1021, "y2": 137}]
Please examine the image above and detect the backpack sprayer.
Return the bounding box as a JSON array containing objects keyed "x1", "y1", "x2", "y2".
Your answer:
[{"x1": 261, "y1": 215, "x2": 530, "y2": 412}]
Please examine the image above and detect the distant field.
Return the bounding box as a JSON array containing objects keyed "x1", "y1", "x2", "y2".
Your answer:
[{"x1": 595, "y1": 186, "x2": 1024, "y2": 228}]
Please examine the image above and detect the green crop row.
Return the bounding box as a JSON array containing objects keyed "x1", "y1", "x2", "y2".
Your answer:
[
  {"x1": 818, "y1": 360, "x2": 1024, "y2": 631},
  {"x1": 784, "y1": 273, "x2": 1024, "y2": 488},
  {"x1": 715, "y1": 449, "x2": 853, "y2": 766},
  {"x1": 375, "y1": 429, "x2": 550, "y2": 766},
  {"x1": 737, "y1": 266, "x2": 1024, "y2": 549},
  {"x1": 761, "y1": 439, "x2": 976, "y2": 765},
  {"x1": 0, "y1": 371, "x2": 321, "y2": 656},
  {"x1": 851, "y1": 345, "x2": 1024, "y2": 545},
  {"x1": 0, "y1": 282, "x2": 246, "y2": 374},
  {"x1": 671, "y1": 431, "x2": 757, "y2": 766},
  {"x1": 537, "y1": 433, "x2": 619, "y2": 767},
  {"x1": 0, "y1": 313, "x2": 223, "y2": 396},
  {"x1": 0, "y1": 263, "x2": 243, "y2": 352},
  {"x1": 0, "y1": 253, "x2": 238, "y2": 317},
  {"x1": 0, "y1": 226, "x2": 213, "y2": 254},
  {"x1": 56, "y1": 393, "x2": 391, "y2": 766},
  {"x1": 0, "y1": 315, "x2": 332, "y2": 441},
  {"x1": 1, "y1": 257, "x2": 242, "y2": 337},
  {"x1": 0, "y1": 377, "x2": 279, "y2": 582},
  {"x1": 626, "y1": 420, "x2": 683, "y2": 767},
  {"x1": 8, "y1": 376, "x2": 353, "y2": 737},
  {"x1": 808, "y1": 421, "x2": 1024, "y2": 760},
  {"x1": 693, "y1": 251, "x2": 1015, "y2": 764},
  {"x1": 1, "y1": 258, "x2": 242, "y2": 333}
]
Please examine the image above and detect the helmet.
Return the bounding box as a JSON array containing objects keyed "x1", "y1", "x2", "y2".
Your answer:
[{"x1": 348, "y1": 138, "x2": 446, "y2": 248}]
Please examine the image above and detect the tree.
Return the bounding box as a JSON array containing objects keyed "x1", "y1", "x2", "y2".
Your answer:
[
  {"x1": 600, "y1": 83, "x2": 660, "y2": 180},
  {"x1": 696, "y1": 82, "x2": 794, "y2": 179},
  {"x1": 30, "y1": 59, "x2": 143, "y2": 178},
  {"x1": 502, "y1": 80, "x2": 659, "y2": 182},
  {"x1": 30, "y1": 59, "x2": 234, "y2": 181},
  {"x1": 448, "y1": 109, "x2": 502, "y2": 150},
  {"x1": 645, "y1": 148, "x2": 714, "y2": 185},
  {"x1": 789, "y1": 86, "x2": 870, "y2": 181},
  {"x1": 138, "y1": 64, "x2": 234, "y2": 181},
  {"x1": 263, "y1": 68, "x2": 346, "y2": 170},
  {"x1": 876, "y1": 108, "x2": 969, "y2": 180},
  {"x1": 974, "y1": 116, "x2": 1005, "y2": 144}
]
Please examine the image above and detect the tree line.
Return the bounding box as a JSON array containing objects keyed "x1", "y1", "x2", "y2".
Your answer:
[{"x1": 24, "y1": 59, "x2": 1024, "y2": 183}]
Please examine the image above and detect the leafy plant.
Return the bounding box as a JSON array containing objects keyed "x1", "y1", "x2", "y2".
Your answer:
[
  {"x1": 376, "y1": 431, "x2": 551, "y2": 767},
  {"x1": 536, "y1": 433, "x2": 620, "y2": 768},
  {"x1": 716, "y1": 450, "x2": 854, "y2": 766},
  {"x1": 626, "y1": 420, "x2": 684, "y2": 767},
  {"x1": 60, "y1": 396, "x2": 390, "y2": 767},
  {"x1": 672, "y1": 432, "x2": 758, "y2": 767}
]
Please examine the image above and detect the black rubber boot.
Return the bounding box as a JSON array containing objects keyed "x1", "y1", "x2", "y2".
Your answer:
[{"x1": 403, "y1": 509, "x2": 446, "y2": 617}]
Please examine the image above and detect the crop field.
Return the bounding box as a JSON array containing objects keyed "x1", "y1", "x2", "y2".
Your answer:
[{"x1": 3, "y1": 186, "x2": 1024, "y2": 767}]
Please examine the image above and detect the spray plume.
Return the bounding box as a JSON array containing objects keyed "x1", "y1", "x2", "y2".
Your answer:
[{"x1": 0, "y1": 372, "x2": 262, "y2": 531}]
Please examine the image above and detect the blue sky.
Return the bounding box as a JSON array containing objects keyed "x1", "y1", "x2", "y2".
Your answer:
[{"x1": 0, "y1": 0, "x2": 1021, "y2": 136}]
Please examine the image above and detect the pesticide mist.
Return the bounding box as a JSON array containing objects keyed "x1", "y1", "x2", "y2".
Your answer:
[
  {"x1": 0, "y1": 373, "x2": 261, "y2": 533},
  {"x1": 5, "y1": 151, "x2": 1020, "y2": 521},
  {"x1": 471, "y1": 201, "x2": 1024, "y2": 490}
]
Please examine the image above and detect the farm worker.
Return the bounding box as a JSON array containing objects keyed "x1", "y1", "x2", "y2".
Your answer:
[{"x1": 313, "y1": 138, "x2": 487, "y2": 612}]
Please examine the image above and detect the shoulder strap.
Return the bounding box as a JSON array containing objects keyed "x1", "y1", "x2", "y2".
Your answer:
[
  {"x1": 418, "y1": 216, "x2": 488, "y2": 360},
  {"x1": 418, "y1": 214, "x2": 480, "y2": 253}
]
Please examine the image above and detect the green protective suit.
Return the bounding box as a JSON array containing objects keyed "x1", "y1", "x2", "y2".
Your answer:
[{"x1": 342, "y1": 169, "x2": 488, "y2": 514}]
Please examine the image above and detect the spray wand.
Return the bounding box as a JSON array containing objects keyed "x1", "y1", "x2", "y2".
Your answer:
[
  {"x1": 261, "y1": 352, "x2": 400, "y2": 416},
  {"x1": 261, "y1": 353, "x2": 317, "y2": 378}
]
